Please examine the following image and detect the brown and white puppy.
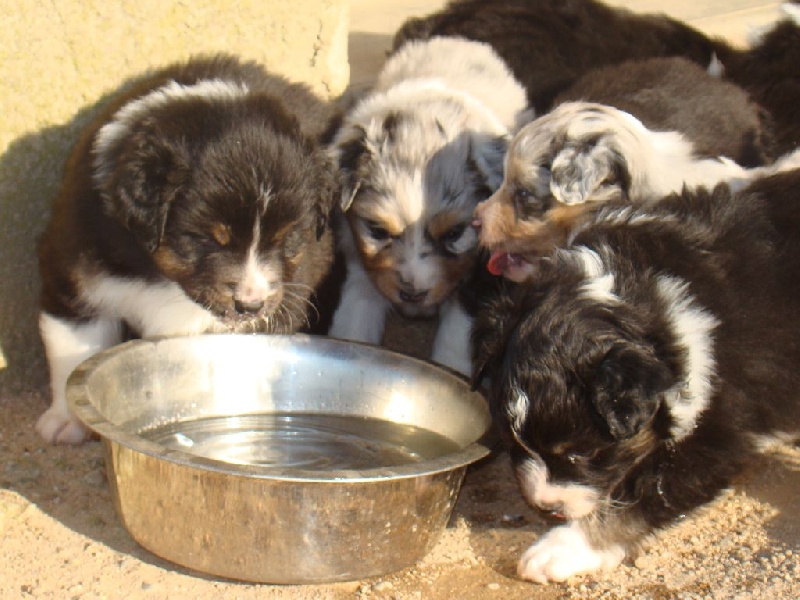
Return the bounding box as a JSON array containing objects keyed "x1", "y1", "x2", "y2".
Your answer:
[
  {"x1": 328, "y1": 36, "x2": 529, "y2": 375},
  {"x1": 472, "y1": 169, "x2": 800, "y2": 583},
  {"x1": 392, "y1": 0, "x2": 737, "y2": 114},
  {"x1": 473, "y1": 95, "x2": 791, "y2": 282},
  {"x1": 37, "y1": 55, "x2": 337, "y2": 444}
]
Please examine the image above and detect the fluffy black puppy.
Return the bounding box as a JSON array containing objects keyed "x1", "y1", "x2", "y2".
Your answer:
[
  {"x1": 392, "y1": 0, "x2": 735, "y2": 113},
  {"x1": 472, "y1": 170, "x2": 800, "y2": 583},
  {"x1": 37, "y1": 55, "x2": 338, "y2": 444}
]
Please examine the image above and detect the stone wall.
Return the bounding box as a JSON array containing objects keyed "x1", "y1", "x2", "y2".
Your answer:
[{"x1": 0, "y1": 0, "x2": 350, "y2": 394}]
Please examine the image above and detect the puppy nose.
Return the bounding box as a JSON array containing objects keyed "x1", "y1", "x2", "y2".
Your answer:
[
  {"x1": 537, "y1": 503, "x2": 566, "y2": 520},
  {"x1": 234, "y1": 298, "x2": 264, "y2": 313},
  {"x1": 399, "y1": 288, "x2": 428, "y2": 304}
]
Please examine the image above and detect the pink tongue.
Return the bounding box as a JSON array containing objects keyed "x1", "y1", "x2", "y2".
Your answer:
[{"x1": 487, "y1": 251, "x2": 512, "y2": 276}]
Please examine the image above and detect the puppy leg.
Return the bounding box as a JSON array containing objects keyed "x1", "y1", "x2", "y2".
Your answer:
[
  {"x1": 518, "y1": 521, "x2": 626, "y2": 584},
  {"x1": 37, "y1": 312, "x2": 122, "y2": 444},
  {"x1": 431, "y1": 298, "x2": 472, "y2": 376},
  {"x1": 329, "y1": 260, "x2": 390, "y2": 345}
]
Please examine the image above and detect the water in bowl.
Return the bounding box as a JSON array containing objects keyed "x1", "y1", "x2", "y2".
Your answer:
[{"x1": 139, "y1": 413, "x2": 462, "y2": 471}]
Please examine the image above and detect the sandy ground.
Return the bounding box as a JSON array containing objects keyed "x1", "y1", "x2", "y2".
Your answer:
[
  {"x1": 3, "y1": 3, "x2": 799, "y2": 597},
  {"x1": 2, "y1": 316, "x2": 799, "y2": 599}
]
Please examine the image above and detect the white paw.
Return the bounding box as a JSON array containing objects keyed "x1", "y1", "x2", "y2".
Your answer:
[
  {"x1": 518, "y1": 522, "x2": 625, "y2": 584},
  {"x1": 36, "y1": 406, "x2": 90, "y2": 445}
]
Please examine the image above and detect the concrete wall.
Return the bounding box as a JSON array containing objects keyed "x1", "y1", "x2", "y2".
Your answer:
[{"x1": 0, "y1": 0, "x2": 350, "y2": 395}]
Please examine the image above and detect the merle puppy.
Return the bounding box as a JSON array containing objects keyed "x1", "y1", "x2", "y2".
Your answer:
[{"x1": 472, "y1": 170, "x2": 800, "y2": 582}]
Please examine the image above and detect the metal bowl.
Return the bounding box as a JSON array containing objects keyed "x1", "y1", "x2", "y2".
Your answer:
[{"x1": 67, "y1": 334, "x2": 492, "y2": 583}]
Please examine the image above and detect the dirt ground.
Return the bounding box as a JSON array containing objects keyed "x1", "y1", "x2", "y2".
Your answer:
[{"x1": 2, "y1": 316, "x2": 799, "y2": 599}]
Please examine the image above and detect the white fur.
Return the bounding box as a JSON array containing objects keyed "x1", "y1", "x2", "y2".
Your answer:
[
  {"x1": 518, "y1": 521, "x2": 626, "y2": 583},
  {"x1": 707, "y1": 53, "x2": 725, "y2": 78},
  {"x1": 82, "y1": 276, "x2": 222, "y2": 337},
  {"x1": 37, "y1": 276, "x2": 231, "y2": 444},
  {"x1": 36, "y1": 313, "x2": 122, "y2": 444},
  {"x1": 783, "y1": 2, "x2": 800, "y2": 24},
  {"x1": 574, "y1": 247, "x2": 618, "y2": 304},
  {"x1": 508, "y1": 381, "x2": 530, "y2": 433},
  {"x1": 516, "y1": 456, "x2": 600, "y2": 520},
  {"x1": 430, "y1": 299, "x2": 473, "y2": 376},
  {"x1": 236, "y1": 189, "x2": 281, "y2": 308},
  {"x1": 656, "y1": 275, "x2": 720, "y2": 440},
  {"x1": 329, "y1": 217, "x2": 391, "y2": 345},
  {"x1": 729, "y1": 147, "x2": 800, "y2": 193},
  {"x1": 373, "y1": 37, "x2": 529, "y2": 134},
  {"x1": 329, "y1": 266, "x2": 391, "y2": 346}
]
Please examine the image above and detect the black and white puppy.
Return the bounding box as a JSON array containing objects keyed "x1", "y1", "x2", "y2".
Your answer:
[
  {"x1": 392, "y1": 0, "x2": 736, "y2": 114},
  {"x1": 328, "y1": 36, "x2": 529, "y2": 375},
  {"x1": 37, "y1": 55, "x2": 337, "y2": 444},
  {"x1": 473, "y1": 170, "x2": 800, "y2": 583}
]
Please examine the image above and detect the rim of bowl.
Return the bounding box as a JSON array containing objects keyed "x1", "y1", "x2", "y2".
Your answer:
[{"x1": 66, "y1": 334, "x2": 495, "y2": 483}]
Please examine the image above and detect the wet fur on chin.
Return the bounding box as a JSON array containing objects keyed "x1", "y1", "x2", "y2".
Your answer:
[
  {"x1": 327, "y1": 37, "x2": 528, "y2": 374},
  {"x1": 472, "y1": 171, "x2": 800, "y2": 582},
  {"x1": 36, "y1": 55, "x2": 337, "y2": 444}
]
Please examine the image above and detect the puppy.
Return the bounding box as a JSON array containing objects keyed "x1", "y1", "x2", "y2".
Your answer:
[
  {"x1": 37, "y1": 55, "x2": 337, "y2": 444},
  {"x1": 328, "y1": 36, "x2": 529, "y2": 375},
  {"x1": 724, "y1": 2, "x2": 800, "y2": 156},
  {"x1": 473, "y1": 100, "x2": 782, "y2": 281},
  {"x1": 392, "y1": 0, "x2": 736, "y2": 114},
  {"x1": 472, "y1": 170, "x2": 800, "y2": 583}
]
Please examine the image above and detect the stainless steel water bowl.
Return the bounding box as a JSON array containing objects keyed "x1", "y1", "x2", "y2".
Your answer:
[{"x1": 67, "y1": 334, "x2": 492, "y2": 584}]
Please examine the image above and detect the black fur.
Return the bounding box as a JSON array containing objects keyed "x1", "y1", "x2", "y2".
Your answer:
[
  {"x1": 473, "y1": 170, "x2": 800, "y2": 564},
  {"x1": 392, "y1": 0, "x2": 735, "y2": 114},
  {"x1": 39, "y1": 54, "x2": 337, "y2": 330},
  {"x1": 725, "y1": 10, "x2": 800, "y2": 155}
]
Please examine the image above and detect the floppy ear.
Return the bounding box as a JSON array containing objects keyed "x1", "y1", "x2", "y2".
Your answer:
[
  {"x1": 101, "y1": 127, "x2": 190, "y2": 252},
  {"x1": 550, "y1": 139, "x2": 628, "y2": 205},
  {"x1": 310, "y1": 148, "x2": 340, "y2": 240},
  {"x1": 589, "y1": 344, "x2": 673, "y2": 440},
  {"x1": 330, "y1": 124, "x2": 370, "y2": 212},
  {"x1": 468, "y1": 133, "x2": 509, "y2": 191}
]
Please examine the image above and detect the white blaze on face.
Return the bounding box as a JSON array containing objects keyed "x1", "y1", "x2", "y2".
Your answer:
[{"x1": 235, "y1": 188, "x2": 279, "y2": 308}]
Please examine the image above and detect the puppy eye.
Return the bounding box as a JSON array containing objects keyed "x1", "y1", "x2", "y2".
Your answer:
[
  {"x1": 514, "y1": 186, "x2": 552, "y2": 215},
  {"x1": 439, "y1": 223, "x2": 466, "y2": 246},
  {"x1": 366, "y1": 222, "x2": 392, "y2": 241}
]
